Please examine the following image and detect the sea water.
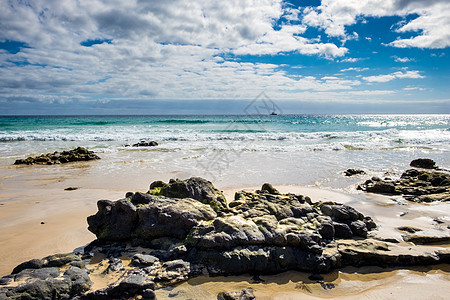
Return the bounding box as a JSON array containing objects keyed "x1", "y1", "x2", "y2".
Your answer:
[{"x1": 0, "y1": 114, "x2": 449, "y2": 189}]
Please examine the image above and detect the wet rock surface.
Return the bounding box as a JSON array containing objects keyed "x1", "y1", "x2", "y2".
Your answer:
[
  {"x1": 2, "y1": 176, "x2": 450, "y2": 299},
  {"x1": 358, "y1": 159, "x2": 450, "y2": 202},
  {"x1": 132, "y1": 140, "x2": 158, "y2": 147},
  {"x1": 14, "y1": 147, "x2": 100, "y2": 165}
]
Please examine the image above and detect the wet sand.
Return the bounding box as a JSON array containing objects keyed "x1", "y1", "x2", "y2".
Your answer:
[
  {"x1": 157, "y1": 265, "x2": 450, "y2": 299},
  {"x1": 1, "y1": 158, "x2": 449, "y2": 298}
]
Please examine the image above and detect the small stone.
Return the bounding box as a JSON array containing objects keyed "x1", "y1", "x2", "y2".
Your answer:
[{"x1": 64, "y1": 187, "x2": 79, "y2": 191}]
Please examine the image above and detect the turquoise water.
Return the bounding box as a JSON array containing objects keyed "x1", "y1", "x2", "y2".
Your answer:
[
  {"x1": 1, "y1": 114, "x2": 449, "y2": 188},
  {"x1": 0, "y1": 115, "x2": 449, "y2": 156}
]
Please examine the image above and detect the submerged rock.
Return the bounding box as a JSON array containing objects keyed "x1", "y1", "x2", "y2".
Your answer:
[
  {"x1": 14, "y1": 147, "x2": 100, "y2": 165},
  {"x1": 132, "y1": 140, "x2": 158, "y2": 147},
  {"x1": 344, "y1": 168, "x2": 366, "y2": 176}
]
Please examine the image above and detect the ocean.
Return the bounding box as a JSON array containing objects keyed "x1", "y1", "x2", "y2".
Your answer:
[{"x1": 1, "y1": 114, "x2": 449, "y2": 189}]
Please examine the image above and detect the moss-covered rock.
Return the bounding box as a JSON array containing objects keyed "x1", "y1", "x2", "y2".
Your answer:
[{"x1": 14, "y1": 147, "x2": 100, "y2": 165}]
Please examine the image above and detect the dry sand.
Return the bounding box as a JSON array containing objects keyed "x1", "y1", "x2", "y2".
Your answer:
[{"x1": 1, "y1": 160, "x2": 449, "y2": 299}]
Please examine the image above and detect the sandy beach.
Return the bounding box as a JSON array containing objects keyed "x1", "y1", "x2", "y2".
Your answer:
[{"x1": 1, "y1": 152, "x2": 449, "y2": 299}]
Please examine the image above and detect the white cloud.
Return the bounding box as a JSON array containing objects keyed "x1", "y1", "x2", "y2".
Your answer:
[
  {"x1": 363, "y1": 70, "x2": 424, "y2": 82},
  {"x1": 302, "y1": 0, "x2": 450, "y2": 49},
  {"x1": 341, "y1": 67, "x2": 369, "y2": 72},
  {"x1": 394, "y1": 56, "x2": 412, "y2": 62},
  {"x1": 340, "y1": 57, "x2": 361, "y2": 63}
]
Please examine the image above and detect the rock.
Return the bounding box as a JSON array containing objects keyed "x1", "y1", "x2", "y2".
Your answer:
[
  {"x1": 402, "y1": 233, "x2": 450, "y2": 244},
  {"x1": 410, "y1": 158, "x2": 437, "y2": 169},
  {"x1": 397, "y1": 226, "x2": 422, "y2": 234},
  {"x1": 366, "y1": 181, "x2": 397, "y2": 194},
  {"x1": 132, "y1": 140, "x2": 158, "y2": 147},
  {"x1": 64, "y1": 187, "x2": 79, "y2": 191},
  {"x1": 1, "y1": 266, "x2": 92, "y2": 300},
  {"x1": 103, "y1": 258, "x2": 124, "y2": 274},
  {"x1": 217, "y1": 288, "x2": 255, "y2": 300},
  {"x1": 131, "y1": 254, "x2": 159, "y2": 267},
  {"x1": 12, "y1": 259, "x2": 45, "y2": 274},
  {"x1": 155, "y1": 259, "x2": 191, "y2": 284},
  {"x1": 80, "y1": 272, "x2": 154, "y2": 299},
  {"x1": 344, "y1": 168, "x2": 366, "y2": 176},
  {"x1": 14, "y1": 147, "x2": 100, "y2": 165},
  {"x1": 148, "y1": 177, "x2": 228, "y2": 213},
  {"x1": 359, "y1": 167, "x2": 450, "y2": 202},
  {"x1": 64, "y1": 267, "x2": 92, "y2": 295},
  {"x1": 261, "y1": 183, "x2": 280, "y2": 194}
]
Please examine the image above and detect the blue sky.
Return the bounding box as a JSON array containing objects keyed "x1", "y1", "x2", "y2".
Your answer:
[{"x1": 0, "y1": 0, "x2": 449, "y2": 114}]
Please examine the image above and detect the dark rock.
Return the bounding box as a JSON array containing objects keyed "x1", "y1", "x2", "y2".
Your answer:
[
  {"x1": 12, "y1": 259, "x2": 45, "y2": 274},
  {"x1": 132, "y1": 140, "x2": 158, "y2": 147},
  {"x1": 64, "y1": 187, "x2": 79, "y2": 191},
  {"x1": 349, "y1": 220, "x2": 368, "y2": 237},
  {"x1": 366, "y1": 181, "x2": 397, "y2": 194},
  {"x1": 333, "y1": 222, "x2": 354, "y2": 239},
  {"x1": 344, "y1": 168, "x2": 366, "y2": 176},
  {"x1": 102, "y1": 258, "x2": 123, "y2": 274},
  {"x1": 14, "y1": 147, "x2": 100, "y2": 165},
  {"x1": 63, "y1": 267, "x2": 92, "y2": 295},
  {"x1": 410, "y1": 158, "x2": 437, "y2": 169},
  {"x1": 142, "y1": 289, "x2": 156, "y2": 300},
  {"x1": 261, "y1": 183, "x2": 280, "y2": 194},
  {"x1": 217, "y1": 288, "x2": 255, "y2": 300},
  {"x1": 45, "y1": 253, "x2": 81, "y2": 268},
  {"x1": 131, "y1": 254, "x2": 159, "y2": 267}
]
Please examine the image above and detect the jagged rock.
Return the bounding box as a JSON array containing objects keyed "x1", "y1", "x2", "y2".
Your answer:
[
  {"x1": 88, "y1": 196, "x2": 216, "y2": 242},
  {"x1": 14, "y1": 147, "x2": 100, "y2": 165},
  {"x1": 218, "y1": 288, "x2": 255, "y2": 300},
  {"x1": 410, "y1": 158, "x2": 437, "y2": 169},
  {"x1": 344, "y1": 168, "x2": 366, "y2": 176},
  {"x1": 132, "y1": 140, "x2": 158, "y2": 147}
]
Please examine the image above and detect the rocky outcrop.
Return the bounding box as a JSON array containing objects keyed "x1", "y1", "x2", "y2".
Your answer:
[
  {"x1": 14, "y1": 147, "x2": 100, "y2": 165},
  {"x1": 358, "y1": 160, "x2": 450, "y2": 202}
]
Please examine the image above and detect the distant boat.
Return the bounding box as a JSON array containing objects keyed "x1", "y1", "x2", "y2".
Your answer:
[{"x1": 270, "y1": 103, "x2": 278, "y2": 115}]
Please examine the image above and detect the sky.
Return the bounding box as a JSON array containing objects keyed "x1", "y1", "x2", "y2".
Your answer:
[{"x1": 0, "y1": 0, "x2": 449, "y2": 115}]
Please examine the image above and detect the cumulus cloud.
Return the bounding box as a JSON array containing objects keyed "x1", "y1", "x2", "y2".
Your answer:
[
  {"x1": 363, "y1": 70, "x2": 424, "y2": 82},
  {"x1": 302, "y1": 0, "x2": 450, "y2": 49}
]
